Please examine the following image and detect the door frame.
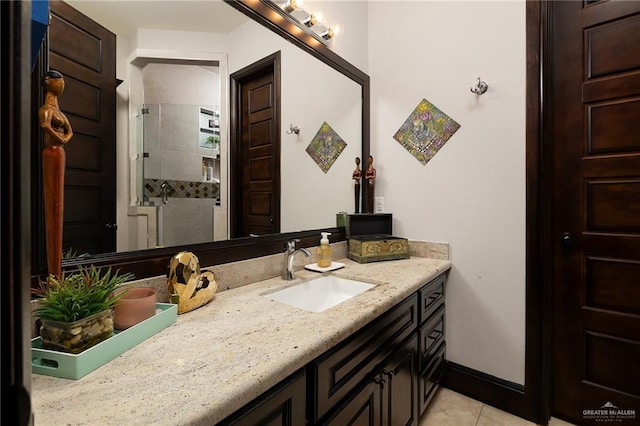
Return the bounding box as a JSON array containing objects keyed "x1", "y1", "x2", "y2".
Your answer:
[
  {"x1": 229, "y1": 52, "x2": 281, "y2": 238},
  {"x1": 526, "y1": 0, "x2": 557, "y2": 423}
]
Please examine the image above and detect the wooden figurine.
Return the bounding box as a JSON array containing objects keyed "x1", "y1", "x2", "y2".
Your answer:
[
  {"x1": 365, "y1": 155, "x2": 376, "y2": 213},
  {"x1": 352, "y1": 157, "x2": 362, "y2": 213},
  {"x1": 39, "y1": 70, "x2": 73, "y2": 280}
]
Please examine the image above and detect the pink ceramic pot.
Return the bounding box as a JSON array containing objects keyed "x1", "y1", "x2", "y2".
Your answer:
[{"x1": 113, "y1": 287, "x2": 157, "y2": 330}]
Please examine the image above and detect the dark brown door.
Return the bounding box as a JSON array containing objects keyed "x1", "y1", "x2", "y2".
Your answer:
[
  {"x1": 230, "y1": 53, "x2": 281, "y2": 238},
  {"x1": 48, "y1": 0, "x2": 117, "y2": 256},
  {"x1": 550, "y1": 1, "x2": 640, "y2": 423}
]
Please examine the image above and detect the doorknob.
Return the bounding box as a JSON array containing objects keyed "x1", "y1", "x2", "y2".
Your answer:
[
  {"x1": 105, "y1": 223, "x2": 118, "y2": 231},
  {"x1": 561, "y1": 232, "x2": 573, "y2": 247}
]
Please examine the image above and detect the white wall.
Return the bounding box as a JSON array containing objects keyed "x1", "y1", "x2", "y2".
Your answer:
[
  {"x1": 142, "y1": 63, "x2": 219, "y2": 106},
  {"x1": 368, "y1": 1, "x2": 526, "y2": 384},
  {"x1": 227, "y1": 20, "x2": 363, "y2": 232}
]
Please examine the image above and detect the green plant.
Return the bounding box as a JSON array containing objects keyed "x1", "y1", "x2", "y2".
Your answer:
[
  {"x1": 206, "y1": 135, "x2": 220, "y2": 147},
  {"x1": 62, "y1": 247, "x2": 90, "y2": 260},
  {"x1": 33, "y1": 266, "x2": 135, "y2": 322}
]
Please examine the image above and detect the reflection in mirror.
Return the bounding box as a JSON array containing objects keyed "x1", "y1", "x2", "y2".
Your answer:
[{"x1": 59, "y1": 0, "x2": 362, "y2": 256}]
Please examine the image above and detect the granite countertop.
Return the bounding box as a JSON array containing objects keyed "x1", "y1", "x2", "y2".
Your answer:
[{"x1": 31, "y1": 255, "x2": 451, "y2": 425}]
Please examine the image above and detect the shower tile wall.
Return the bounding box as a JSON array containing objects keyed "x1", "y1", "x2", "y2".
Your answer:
[
  {"x1": 144, "y1": 104, "x2": 208, "y2": 183},
  {"x1": 143, "y1": 103, "x2": 219, "y2": 245},
  {"x1": 149, "y1": 197, "x2": 216, "y2": 247}
]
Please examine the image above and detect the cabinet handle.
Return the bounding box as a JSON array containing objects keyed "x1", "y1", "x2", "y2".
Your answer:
[
  {"x1": 429, "y1": 330, "x2": 443, "y2": 340},
  {"x1": 383, "y1": 370, "x2": 394, "y2": 378},
  {"x1": 373, "y1": 377, "x2": 386, "y2": 389}
]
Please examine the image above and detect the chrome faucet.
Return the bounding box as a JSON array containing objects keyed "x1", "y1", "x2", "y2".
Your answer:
[
  {"x1": 160, "y1": 181, "x2": 169, "y2": 204},
  {"x1": 282, "y1": 239, "x2": 311, "y2": 280}
]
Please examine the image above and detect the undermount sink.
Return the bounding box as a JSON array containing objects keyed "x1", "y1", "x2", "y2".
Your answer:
[{"x1": 264, "y1": 275, "x2": 376, "y2": 313}]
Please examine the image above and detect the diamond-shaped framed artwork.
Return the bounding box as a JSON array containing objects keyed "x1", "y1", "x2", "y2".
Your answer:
[
  {"x1": 305, "y1": 121, "x2": 347, "y2": 173},
  {"x1": 393, "y1": 98, "x2": 461, "y2": 165}
]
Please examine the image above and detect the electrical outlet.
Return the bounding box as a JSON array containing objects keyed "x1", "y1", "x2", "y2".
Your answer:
[{"x1": 375, "y1": 197, "x2": 385, "y2": 213}]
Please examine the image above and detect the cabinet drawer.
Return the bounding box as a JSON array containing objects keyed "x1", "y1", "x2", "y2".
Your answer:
[
  {"x1": 418, "y1": 304, "x2": 445, "y2": 372},
  {"x1": 310, "y1": 295, "x2": 419, "y2": 423},
  {"x1": 418, "y1": 273, "x2": 446, "y2": 324},
  {"x1": 418, "y1": 342, "x2": 445, "y2": 416}
]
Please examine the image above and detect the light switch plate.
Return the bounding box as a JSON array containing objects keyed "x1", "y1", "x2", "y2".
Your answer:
[{"x1": 375, "y1": 197, "x2": 385, "y2": 213}]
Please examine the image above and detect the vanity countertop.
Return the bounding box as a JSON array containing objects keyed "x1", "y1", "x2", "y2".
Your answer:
[{"x1": 31, "y1": 255, "x2": 450, "y2": 425}]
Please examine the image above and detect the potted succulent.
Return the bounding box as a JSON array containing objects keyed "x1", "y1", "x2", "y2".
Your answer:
[{"x1": 33, "y1": 266, "x2": 134, "y2": 354}]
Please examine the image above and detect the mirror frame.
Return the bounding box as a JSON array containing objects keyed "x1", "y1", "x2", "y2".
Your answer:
[{"x1": 31, "y1": 0, "x2": 370, "y2": 284}]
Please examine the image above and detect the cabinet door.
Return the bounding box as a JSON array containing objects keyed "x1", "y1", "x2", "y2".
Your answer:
[
  {"x1": 322, "y1": 378, "x2": 382, "y2": 426},
  {"x1": 219, "y1": 369, "x2": 306, "y2": 426},
  {"x1": 311, "y1": 295, "x2": 418, "y2": 422},
  {"x1": 382, "y1": 334, "x2": 419, "y2": 426}
]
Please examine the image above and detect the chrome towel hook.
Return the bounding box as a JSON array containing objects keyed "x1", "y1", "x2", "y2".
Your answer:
[
  {"x1": 470, "y1": 77, "x2": 488, "y2": 95},
  {"x1": 286, "y1": 124, "x2": 300, "y2": 135}
]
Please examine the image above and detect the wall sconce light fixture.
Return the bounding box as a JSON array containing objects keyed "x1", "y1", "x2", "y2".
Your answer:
[
  {"x1": 281, "y1": 0, "x2": 298, "y2": 13},
  {"x1": 310, "y1": 23, "x2": 334, "y2": 40},
  {"x1": 268, "y1": 0, "x2": 337, "y2": 45},
  {"x1": 290, "y1": 8, "x2": 316, "y2": 27}
]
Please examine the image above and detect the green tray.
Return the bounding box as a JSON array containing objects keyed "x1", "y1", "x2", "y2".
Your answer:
[{"x1": 32, "y1": 303, "x2": 177, "y2": 380}]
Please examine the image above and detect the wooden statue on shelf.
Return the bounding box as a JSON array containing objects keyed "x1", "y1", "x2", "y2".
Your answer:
[
  {"x1": 352, "y1": 157, "x2": 362, "y2": 213},
  {"x1": 365, "y1": 155, "x2": 376, "y2": 213},
  {"x1": 39, "y1": 70, "x2": 73, "y2": 280}
]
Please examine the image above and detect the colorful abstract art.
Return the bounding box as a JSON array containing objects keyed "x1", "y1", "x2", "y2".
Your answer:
[
  {"x1": 393, "y1": 98, "x2": 461, "y2": 165},
  {"x1": 306, "y1": 121, "x2": 347, "y2": 173}
]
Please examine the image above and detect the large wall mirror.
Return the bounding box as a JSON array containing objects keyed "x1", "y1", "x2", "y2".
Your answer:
[{"x1": 31, "y1": 0, "x2": 369, "y2": 282}]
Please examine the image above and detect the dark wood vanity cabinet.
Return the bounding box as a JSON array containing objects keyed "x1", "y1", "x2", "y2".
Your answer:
[
  {"x1": 313, "y1": 296, "x2": 419, "y2": 425},
  {"x1": 321, "y1": 334, "x2": 418, "y2": 426},
  {"x1": 219, "y1": 272, "x2": 447, "y2": 426},
  {"x1": 313, "y1": 272, "x2": 447, "y2": 425},
  {"x1": 218, "y1": 368, "x2": 306, "y2": 426},
  {"x1": 417, "y1": 273, "x2": 446, "y2": 415},
  {"x1": 309, "y1": 295, "x2": 419, "y2": 423}
]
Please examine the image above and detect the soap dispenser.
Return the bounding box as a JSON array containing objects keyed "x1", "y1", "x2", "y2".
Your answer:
[{"x1": 317, "y1": 232, "x2": 332, "y2": 268}]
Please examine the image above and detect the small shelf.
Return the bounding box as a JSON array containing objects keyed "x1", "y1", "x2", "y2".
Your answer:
[
  {"x1": 202, "y1": 156, "x2": 220, "y2": 183},
  {"x1": 199, "y1": 106, "x2": 220, "y2": 150}
]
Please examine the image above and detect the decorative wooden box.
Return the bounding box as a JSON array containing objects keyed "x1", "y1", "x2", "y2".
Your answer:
[{"x1": 346, "y1": 214, "x2": 409, "y2": 263}]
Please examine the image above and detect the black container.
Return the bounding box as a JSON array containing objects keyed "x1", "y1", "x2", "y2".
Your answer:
[{"x1": 347, "y1": 213, "x2": 392, "y2": 237}]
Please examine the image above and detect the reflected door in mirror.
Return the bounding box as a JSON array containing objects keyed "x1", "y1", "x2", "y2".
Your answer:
[
  {"x1": 234, "y1": 54, "x2": 281, "y2": 237},
  {"x1": 49, "y1": 1, "x2": 117, "y2": 258}
]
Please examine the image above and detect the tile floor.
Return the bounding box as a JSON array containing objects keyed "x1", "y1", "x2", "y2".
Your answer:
[{"x1": 419, "y1": 387, "x2": 577, "y2": 426}]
